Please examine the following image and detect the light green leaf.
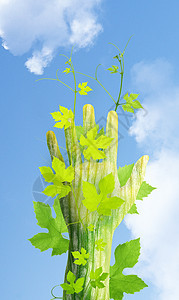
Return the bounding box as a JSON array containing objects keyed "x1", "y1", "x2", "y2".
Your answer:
[
  {"x1": 132, "y1": 100, "x2": 143, "y2": 109},
  {"x1": 42, "y1": 184, "x2": 69, "y2": 198},
  {"x1": 95, "y1": 239, "x2": 107, "y2": 251},
  {"x1": 51, "y1": 105, "x2": 74, "y2": 129},
  {"x1": 29, "y1": 198, "x2": 69, "y2": 256},
  {"x1": 78, "y1": 82, "x2": 92, "y2": 95},
  {"x1": 122, "y1": 104, "x2": 134, "y2": 113},
  {"x1": 96, "y1": 126, "x2": 105, "y2": 139},
  {"x1": 128, "y1": 203, "x2": 139, "y2": 214},
  {"x1": 63, "y1": 67, "x2": 71, "y2": 74},
  {"x1": 122, "y1": 93, "x2": 143, "y2": 113},
  {"x1": 60, "y1": 283, "x2": 74, "y2": 294},
  {"x1": 106, "y1": 65, "x2": 119, "y2": 74},
  {"x1": 40, "y1": 157, "x2": 74, "y2": 199},
  {"x1": 73, "y1": 277, "x2": 85, "y2": 293},
  {"x1": 90, "y1": 267, "x2": 109, "y2": 289},
  {"x1": 137, "y1": 181, "x2": 156, "y2": 200},
  {"x1": 98, "y1": 196, "x2": 124, "y2": 216},
  {"x1": 65, "y1": 58, "x2": 71, "y2": 65},
  {"x1": 111, "y1": 274, "x2": 147, "y2": 294},
  {"x1": 87, "y1": 224, "x2": 95, "y2": 231},
  {"x1": 67, "y1": 270, "x2": 76, "y2": 284},
  {"x1": 82, "y1": 181, "x2": 101, "y2": 212},
  {"x1": 75, "y1": 125, "x2": 85, "y2": 141},
  {"x1": 98, "y1": 172, "x2": 115, "y2": 194},
  {"x1": 72, "y1": 247, "x2": 89, "y2": 266},
  {"x1": 39, "y1": 166, "x2": 54, "y2": 182},
  {"x1": 79, "y1": 126, "x2": 113, "y2": 160},
  {"x1": 124, "y1": 93, "x2": 139, "y2": 101},
  {"x1": 110, "y1": 239, "x2": 140, "y2": 275},
  {"x1": 82, "y1": 173, "x2": 124, "y2": 216},
  {"x1": 110, "y1": 239, "x2": 148, "y2": 299},
  {"x1": 117, "y1": 163, "x2": 134, "y2": 187},
  {"x1": 61, "y1": 271, "x2": 84, "y2": 295}
]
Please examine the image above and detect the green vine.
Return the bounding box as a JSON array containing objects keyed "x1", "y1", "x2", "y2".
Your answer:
[
  {"x1": 29, "y1": 37, "x2": 155, "y2": 300},
  {"x1": 36, "y1": 35, "x2": 143, "y2": 121}
]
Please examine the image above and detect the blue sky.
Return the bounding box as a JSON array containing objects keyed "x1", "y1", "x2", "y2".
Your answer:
[{"x1": 1, "y1": 1, "x2": 179, "y2": 299}]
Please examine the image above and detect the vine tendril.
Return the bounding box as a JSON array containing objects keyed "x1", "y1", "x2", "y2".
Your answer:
[{"x1": 51, "y1": 285, "x2": 63, "y2": 299}]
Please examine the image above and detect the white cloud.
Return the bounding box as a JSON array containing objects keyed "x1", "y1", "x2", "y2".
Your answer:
[
  {"x1": 0, "y1": 0, "x2": 103, "y2": 74},
  {"x1": 25, "y1": 47, "x2": 53, "y2": 75},
  {"x1": 125, "y1": 58, "x2": 179, "y2": 300}
]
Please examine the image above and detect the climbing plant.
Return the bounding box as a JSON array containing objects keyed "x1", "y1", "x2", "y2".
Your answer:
[{"x1": 29, "y1": 37, "x2": 155, "y2": 300}]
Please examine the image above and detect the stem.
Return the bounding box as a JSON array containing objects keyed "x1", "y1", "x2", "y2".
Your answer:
[
  {"x1": 109, "y1": 36, "x2": 134, "y2": 111},
  {"x1": 115, "y1": 58, "x2": 124, "y2": 111},
  {"x1": 70, "y1": 62, "x2": 77, "y2": 117},
  {"x1": 73, "y1": 71, "x2": 116, "y2": 104},
  {"x1": 36, "y1": 77, "x2": 75, "y2": 93},
  {"x1": 81, "y1": 281, "x2": 90, "y2": 300},
  {"x1": 63, "y1": 219, "x2": 113, "y2": 300}
]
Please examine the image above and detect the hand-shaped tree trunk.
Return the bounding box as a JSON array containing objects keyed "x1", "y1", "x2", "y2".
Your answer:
[{"x1": 47, "y1": 104, "x2": 148, "y2": 300}]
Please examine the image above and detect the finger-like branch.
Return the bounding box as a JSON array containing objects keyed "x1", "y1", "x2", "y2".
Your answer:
[
  {"x1": 112, "y1": 155, "x2": 149, "y2": 230},
  {"x1": 104, "y1": 110, "x2": 118, "y2": 165},
  {"x1": 46, "y1": 131, "x2": 64, "y2": 162},
  {"x1": 65, "y1": 119, "x2": 82, "y2": 167}
]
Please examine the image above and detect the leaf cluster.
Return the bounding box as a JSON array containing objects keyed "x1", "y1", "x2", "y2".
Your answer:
[
  {"x1": 60, "y1": 271, "x2": 84, "y2": 294},
  {"x1": 90, "y1": 267, "x2": 109, "y2": 289},
  {"x1": 29, "y1": 197, "x2": 69, "y2": 256},
  {"x1": 109, "y1": 239, "x2": 148, "y2": 299},
  {"x1": 79, "y1": 126, "x2": 113, "y2": 160},
  {"x1": 82, "y1": 173, "x2": 124, "y2": 216},
  {"x1": 122, "y1": 93, "x2": 143, "y2": 113},
  {"x1": 117, "y1": 163, "x2": 156, "y2": 214},
  {"x1": 71, "y1": 247, "x2": 89, "y2": 266},
  {"x1": 51, "y1": 106, "x2": 74, "y2": 129},
  {"x1": 39, "y1": 156, "x2": 74, "y2": 199}
]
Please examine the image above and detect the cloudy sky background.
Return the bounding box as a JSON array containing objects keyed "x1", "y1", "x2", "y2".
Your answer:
[{"x1": 0, "y1": 1, "x2": 179, "y2": 299}]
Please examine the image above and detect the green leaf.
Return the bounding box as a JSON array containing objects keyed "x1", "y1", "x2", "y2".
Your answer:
[
  {"x1": 79, "y1": 126, "x2": 113, "y2": 160},
  {"x1": 87, "y1": 224, "x2": 95, "y2": 231},
  {"x1": 110, "y1": 239, "x2": 140, "y2": 276},
  {"x1": 96, "y1": 126, "x2": 105, "y2": 139},
  {"x1": 78, "y1": 82, "x2": 92, "y2": 95},
  {"x1": 76, "y1": 124, "x2": 104, "y2": 154},
  {"x1": 60, "y1": 283, "x2": 74, "y2": 294},
  {"x1": 122, "y1": 93, "x2": 143, "y2": 113},
  {"x1": 75, "y1": 125, "x2": 85, "y2": 141},
  {"x1": 71, "y1": 247, "x2": 89, "y2": 266},
  {"x1": 82, "y1": 181, "x2": 101, "y2": 212},
  {"x1": 40, "y1": 157, "x2": 74, "y2": 199},
  {"x1": 122, "y1": 104, "x2": 134, "y2": 113},
  {"x1": 106, "y1": 65, "x2": 119, "y2": 74},
  {"x1": 111, "y1": 274, "x2": 147, "y2": 295},
  {"x1": 63, "y1": 67, "x2": 71, "y2": 74},
  {"x1": 29, "y1": 198, "x2": 69, "y2": 256},
  {"x1": 82, "y1": 173, "x2": 124, "y2": 216},
  {"x1": 67, "y1": 270, "x2": 76, "y2": 284},
  {"x1": 95, "y1": 239, "x2": 107, "y2": 251},
  {"x1": 51, "y1": 105, "x2": 74, "y2": 129},
  {"x1": 65, "y1": 58, "x2": 71, "y2": 65},
  {"x1": 39, "y1": 166, "x2": 54, "y2": 182},
  {"x1": 73, "y1": 277, "x2": 85, "y2": 293},
  {"x1": 123, "y1": 93, "x2": 139, "y2": 102},
  {"x1": 110, "y1": 239, "x2": 148, "y2": 299},
  {"x1": 61, "y1": 271, "x2": 84, "y2": 295},
  {"x1": 132, "y1": 100, "x2": 143, "y2": 109},
  {"x1": 90, "y1": 267, "x2": 109, "y2": 289},
  {"x1": 137, "y1": 181, "x2": 156, "y2": 200},
  {"x1": 128, "y1": 203, "x2": 139, "y2": 214},
  {"x1": 117, "y1": 163, "x2": 134, "y2": 187}
]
